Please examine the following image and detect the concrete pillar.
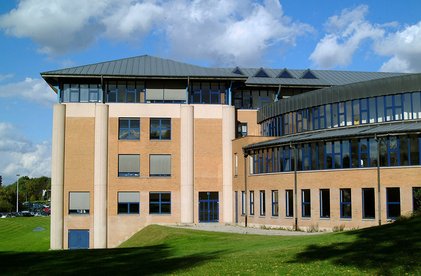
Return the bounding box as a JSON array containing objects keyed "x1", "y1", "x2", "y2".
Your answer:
[
  {"x1": 50, "y1": 104, "x2": 66, "y2": 250},
  {"x1": 180, "y1": 105, "x2": 194, "y2": 223},
  {"x1": 222, "y1": 105, "x2": 235, "y2": 223},
  {"x1": 93, "y1": 104, "x2": 108, "y2": 248}
]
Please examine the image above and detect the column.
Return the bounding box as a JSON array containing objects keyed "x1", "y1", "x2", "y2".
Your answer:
[{"x1": 222, "y1": 105, "x2": 235, "y2": 223}]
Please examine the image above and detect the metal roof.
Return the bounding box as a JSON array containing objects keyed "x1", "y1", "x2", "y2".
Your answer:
[{"x1": 243, "y1": 120, "x2": 421, "y2": 151}]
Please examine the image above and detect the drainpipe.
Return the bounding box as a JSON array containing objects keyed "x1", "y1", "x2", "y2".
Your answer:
[
  {"x1": 186, "y1": 77, "x2": 190, "y2": 104},
  {"x1": 243, "y1": 149, "x2": 249, "y2": 228},
  {"x1": 228, "y1": 81, "x2": 233, "y2": 106},
  {"x1": 290, "y1": 142, "x2": 298, "y2": 231},
  {"x1": 56, "y1": 86, "x2": 61, "y2": 103},
  {"x1": 101, "y1": 75, "x2": 104, "y2": 103},
  {"x1": 375, "y1": 134, "x2": 382, "y2": 226}
]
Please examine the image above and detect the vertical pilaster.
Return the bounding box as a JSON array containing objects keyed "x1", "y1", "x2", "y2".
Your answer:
[
  {"x1": 222, "y1": 105, "x2": 235, "y2": 223},
  {"x1": 180, "y1": 105, "x2": 194, "y2": 223},
  {"x1": 51, "y1": 104, "x2": 66, "y2": 250},
  {"x1": 93, "y1": 104, "x2": 108, "y2": 248}
]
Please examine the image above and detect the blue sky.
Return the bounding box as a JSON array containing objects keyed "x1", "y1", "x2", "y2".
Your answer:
[{"x1": 0, "y1": 0, "x2": 421, "y2": 184}]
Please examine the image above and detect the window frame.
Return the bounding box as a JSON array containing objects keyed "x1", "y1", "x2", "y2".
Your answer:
[
  {"x1": 150, "y1": 118, "x2": 171, "y2": 140},
  {"x1": 149, "y1": 192, "x2": 171, "y2": 214},
  {"x1": 117, "y1": 192, "x2": 140, "y2": 215},
  {"x1": 271, "y1": 190, "x2": 279, "y2": 217},
  {"x1": 118, "y1": 118, "x2": 140, "y2": 140},
  {"x1": 340, "y1": 188, "x2": 352, "y2": 219},
  {"x1": 301, "y1": 189, "x2": 311, "y2": 218}
]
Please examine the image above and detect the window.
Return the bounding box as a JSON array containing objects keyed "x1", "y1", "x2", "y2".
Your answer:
[
  {"x1": 320, "y1": 189, "x2": 330, "y2": 218},
  {"x1": 150, "y1": 118, "x2": 171, "y2": 140},
  {"x1": 149, "y1": 155, "x2": 171, "y2": 177},
  {"x1": 272, "y1": 190, "x2": 279, "y2": 216},
  {"x1": 118, "y1": 192, "x2": 140, "y2": 214},
  {"x1": 250, "y1": 191, "x2": 255, "y2": 215},
  {"x1": 149, "y1": 192, "x2": 171, "y2": 214},
  {"x1": 118, "y1": 154, "x2": 140, "y2": 177},
  {"x1": 386, "y1": 188, "x2": 400, "y2": 219},
  {"x1": 286, "y1": 190, "x2": 293, "y2": 217},
  {"x1": 413, "y1": 187, "x2": 421, "y2": 212},
  {"x1": 301, "y1": 189, "x2": 311, "y2": 217},
  {"x1": 241, "y1": 191, "x2": 246, "y2": 215},
  {"x1": 362, "y1": 188, "x2": 375, "y2": 219},
  {"x1": 260, "y1": 190, "x2": 266, "y2": 216},
  {"x1": 237, "y1": 122, "x2": 248, "y2": 138},
  {"x1": 340, "y1": 189, "x2": 352, "y2": 218},
  {"x1": 119, "y1": 118, "x2": 140, "y2": 140},
  {"x1": 69, "y1": 192, "x2": 90, "y2": 214}
]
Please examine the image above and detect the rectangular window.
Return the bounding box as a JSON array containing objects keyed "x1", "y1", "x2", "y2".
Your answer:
[
  {"x1": 260, "y1": 190, "x2": 266, "y2": 216},
  {"x1": 320, "y1": 189, "x2": 330, "y2": 218},
  {"x1": 250, "y1": 191, "x2": 255, "y2": 215},
  {"x1": 149, "y1": 154, "x2": 171, "y2": 177},
  {"x1": 413, "y1": 187, "x2": 421, "y2": 212},
  {"x1": 362, "y1": 188, "x2": 375, "y2": 219},
  {"x1": 301, "y1": 189, "x2": 311, "y2": 217},
  {"x1": 272, "y1": 190, "x2": 279, "y2": 216},
  {"x1": 118, "y1": 154, "x2": 140, "y2": 177},
  {"x1": 286, "y1": 190, "x2": 293, "y2": 217},
  {"x1": 150, "y1": 118, "x2": 171, "y2": 140},
  {"x1": 237, "y1": 122, "x2": 248, "y2": 138},
  {"x1": 149, "y1": 192, "x2": 171, "y2": 214},
  {"x1": 409, "y1": 135, "x2": 420, "y2": 165},
  {"x1": 69, "y1": 192, "x2": 90, "y2": 214},
  {"x1": 340, "y1": 188, "x2": 352, "y2": 218},
  {"x1": 119, "y1": 118, "x2": 140, "y2": 140},
  {"x1": 118, "y1": 192, "x2": 140, "y2": 214},
  {"x1": 386, "y1": 188, "x2": 400, "y2": 219},
  {"x1": 241, "y1": 191, "x2": 246, "y2": 215}
]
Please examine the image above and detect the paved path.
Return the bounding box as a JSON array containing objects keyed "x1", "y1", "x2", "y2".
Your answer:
[{"x1": 169, "y1": 224, "x2": 325, "y2": 236}]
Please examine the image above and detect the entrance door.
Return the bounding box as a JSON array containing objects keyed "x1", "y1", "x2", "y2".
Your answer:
[
  {"x1": 68, "y1": 230, "x2": 89, "y2": 249},
  {"x1": 199, "y1": 192, "x2": 219, "y2": 222}
]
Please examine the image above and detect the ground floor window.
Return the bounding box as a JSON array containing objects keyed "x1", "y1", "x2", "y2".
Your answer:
[
  {"x1": 69, "y1": 192, "x2": 90, "y2": 214},
  {"x1": 340, "y1": 189, "x2": 352, "y2": 218},
  {"x1": 286, "y1": 190, "x2": 293, "y2": 217},
  {"x1": 250, "y1": 191, "x2": 255, "y2": 215},
  {"x1": 149, "y1": 192, "x2": 171, "y2": 214},
  {"x1": 414, "y1": 187, "x2": 421, "y2": 212},
  {"x1": 362, "y1": 188, "x2": 375, "y2": 219},
  {"x1": 272, "y1": 190, "x2": 279, "y2": 216},
  {"x1": 260, "y1": 190, "x2": 266, "y2": 216},
  {"x1": 301, "y1": 189, "x2": 311, "y2": 217},
  {"x1": 320, "y1": 189, "x2": 330, "y2": 218},
  {"x1": 241, "y1": 191, "x2": 246, "y2": 215},
  {"x1": 118, "y1": 192, "x2": 140, "y2": 214},
  {"x1": 386, "y1": 188, "x2": 400, "y2": 219}
]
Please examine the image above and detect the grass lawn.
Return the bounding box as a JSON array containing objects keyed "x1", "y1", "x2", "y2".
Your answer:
[{"x1": 0, "y1": 215, "x2": 420, "y2": 275}]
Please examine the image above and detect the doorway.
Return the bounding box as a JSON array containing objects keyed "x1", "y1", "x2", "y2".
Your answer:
[{"x1": 199, "y1": 192, "x2": 219, "y2": 222}]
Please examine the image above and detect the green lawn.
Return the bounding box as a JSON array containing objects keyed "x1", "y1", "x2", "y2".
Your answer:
[{"x1": 0, "y1": 215, "x2": 419, "y2": 275}]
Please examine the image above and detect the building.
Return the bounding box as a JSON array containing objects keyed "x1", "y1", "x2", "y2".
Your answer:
[{"x1": 41, "y1": 55, "x2": 420, "y2": 249}]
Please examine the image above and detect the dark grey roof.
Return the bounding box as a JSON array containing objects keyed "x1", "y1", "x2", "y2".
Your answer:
[
  {"x1": 258, "y1": 73, "x2": 421, "y2": 123},
  {"x1": 244, "y1": 121, "x2": 421, "y2": 151},
  {"x1": 41, "y1": 55, "x2": 243, "y2": 78}
]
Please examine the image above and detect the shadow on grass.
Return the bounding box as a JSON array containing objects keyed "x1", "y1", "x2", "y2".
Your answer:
[
  {"x1": 0, "y1": 244, "x2": 221, "y2": 275},
  {"x1": 290, "y1": 215, "x2": 421, "y2": 274}
]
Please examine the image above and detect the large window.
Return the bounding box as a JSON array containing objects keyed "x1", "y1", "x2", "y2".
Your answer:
[
  {"x1": 149, "y1": 155, "x2": 171, "y2": 177},
  {"x1": 362, "y1": 188, "x2": 375, "y2": 219},
  {"x1": 119, "y1": 118, "x2": 140, "y2": 140},
  {"x1": 259, "y1": 190, "x2": 266, "y2": 216},
  {"x1": 150, "y1": 118, "x2": 171, "y2": 140},
  {"x1": 272, "y1": 190, "x2": 279, "y2": 216},
  {"x1": 106, "y1": 80, "x2": 144, "y2": 103},
  {"x1": 62, "y1": 83, "x2": 102, "y2": 103},
  {"x1": 301, "y1": 189, "x2": 311, "y2": 218},
  {"x1": 413, "y1": 187, "x2": 421, "y2": 212},
  {"x1": 250, "y1": 191, "x2": 255, "y2": 215},
  {"x1": 118, "y1": 192, "x2": 140, "y2": 214},
  {"x1": 118, "y1": 154, "x2": 140, "y2": 177},
  {"x1": 241, "y1": 191, "x2": 246, "y2": 215},
  {"x1": 69, "y1": 192, "x2": 90, "y2": 214},
  {"x1": 386, "y1": 188, "x2": 400, "y2": 219},
  {"x1": 149, "y1": 192, "x2": 171, "y2": 214},
  {"x1": 320, "y1": 189, "x2": 330, "y2": 218},
  {"x1": 340, "y1": 189, "x2": 352, "y2": 218},
  {"x1": 286, "y1": 190, "x2": 293, "y2": 217}
]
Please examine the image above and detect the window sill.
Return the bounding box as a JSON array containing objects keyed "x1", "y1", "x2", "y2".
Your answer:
[
  {"x1": 117, "y1": 213, "x2": 140, "y2": 216},
  {"x1": 362, "y1": 218, "x2": 376, "y2": 221},
  {"x1": 301, "y1": 217, "x2": 311, "y2": 220},
  {"x1": 68, "y1": 213, "x2": 90, "y2": 216},
  {"x1": 320, "y1": 217, "x2": 331, "y2": 220},
  {"x1": 149, "y1": 213, "x2": 172, "y2": 215},
  {"x1": 340, "y1": 217, "x2": 352, "y2": 221}
]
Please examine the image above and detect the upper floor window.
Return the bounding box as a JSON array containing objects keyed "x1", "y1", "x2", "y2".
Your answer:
[
  {"x1": 118, "y1": 192, "x2": 140, "y2": 214},
  {"x1": 149, "y1": 154, "x2": 171, "y2": 177},
  {"x1": 69, "y1": 192, "x2": 90, "y2": 214},
  {"x1": 107, "y1": 80, "x2": 144, "y2": 103},
  {"x1": 119, "y1": 118, "x2": 140, "y2": 140},
  {"x1": 150, "y1": 118, "x2": 171, "y2": 140},
  {"x1": 118, "y1": 154, "x2": 140, "y2": 177},
  {"x1": 62, "y1": 84, "x2": 102, "y2": 103},
  {"x1": 237, "y1": 122, "x2": 248, "y2": 138}
]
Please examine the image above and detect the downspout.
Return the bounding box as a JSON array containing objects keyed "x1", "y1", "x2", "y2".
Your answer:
[
  {"x1": 56, "y1": 86, "x2": 61, "y2": 103},
  {"x1": 187, "y1": 76, "x2": 190, "y2": 104},
  {"x1": 290, "y1": 142, "x2": 298, "y2": 231},
  {"x1": 243, "y1": 149, "x2": 249, "y2": 228},
  {"x1": 375, "y1": 134, "x2": 382, "y2": 226},
  {"x1": 275, "y1": 84, "x2": 281, "y2": 102},
  {"x1": 101, "y1": 75, "x2": 104, "y2": 103},
  {"x1": 228, "y1": 81, "x2": 233, "y2": 106}
]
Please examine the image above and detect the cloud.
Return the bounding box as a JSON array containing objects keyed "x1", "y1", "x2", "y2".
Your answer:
[
  {"x1": 0, "y1": 74, "x2": 14, "y2": 82},
  {"x1": 0, "y1": 0, "x2": 312, "y2": 66},
  {"x1": 0, "y1": 77, "x2": 56, "y2": 106},
  {"x1": 0, "y1": 123, "x2": 51, "y2": 185},
  {"x1": 310, "y1": 5, "x2": 384, "y2": 69},
  {"x1": 375, "y1": 22, "x2": 421, "y2": 72}
]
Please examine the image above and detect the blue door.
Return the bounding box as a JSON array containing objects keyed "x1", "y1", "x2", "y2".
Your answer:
[
  {"x1": 199, "y1": 192, "x2": 219, "y2": 222},
  {"x1": 68, "y1": 230, "x2": 89, "y2": 249}
]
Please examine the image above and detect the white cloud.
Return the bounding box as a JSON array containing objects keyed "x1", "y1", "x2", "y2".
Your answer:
[
  {"x1": 375, "y1": 22, "x2": 421, "y2": 72},
  {"x1": 0, "y1": 74, "x2": 14, "y2": 82},
  {"x1": 310, "y1": 5, "x2": 384, "y2": 69},
  {"x1": 0, "y1": 0, "x2": 312, "y2": 66},
  {"x1": 0, "y1": 77, "x2": 56, "y2": 106},
  {"x1": 0, "y1": 123, "x2": 51, "y2": 185}
]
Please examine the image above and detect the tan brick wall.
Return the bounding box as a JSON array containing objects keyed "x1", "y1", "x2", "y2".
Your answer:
[{"x1": 236, "y1": 110, "x2": 260, "y2": 136}]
